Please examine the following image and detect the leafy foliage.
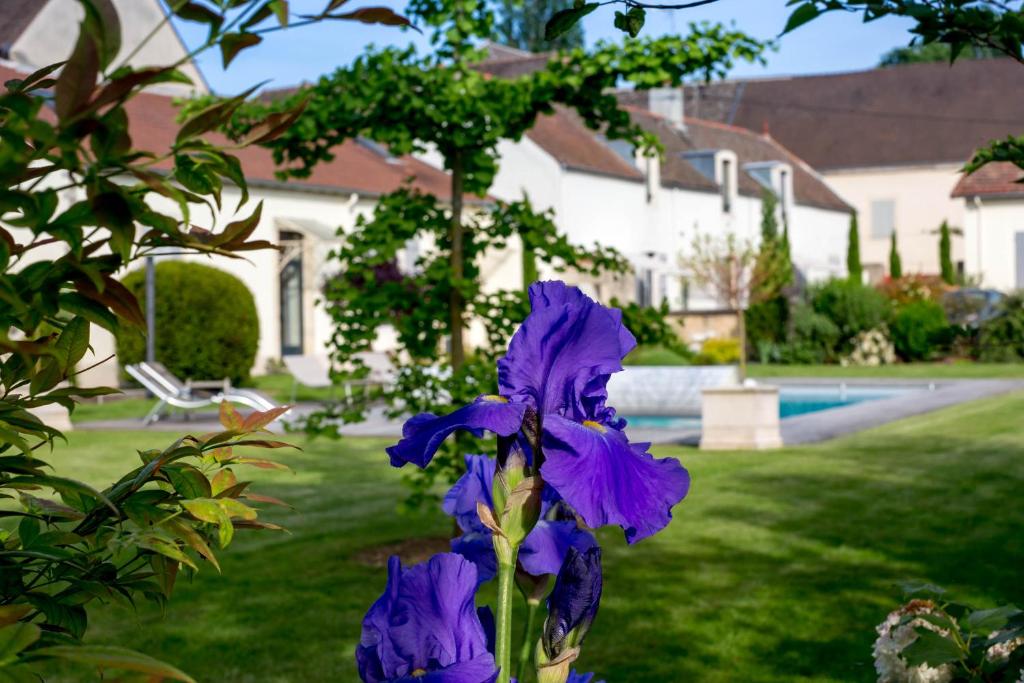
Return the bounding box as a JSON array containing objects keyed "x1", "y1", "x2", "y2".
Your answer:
[
  {"x1": 0, "y1": 0, "x2": 391, "y2": 676},
  {"x1": 890, "y1": 299, "x2": 950, "y2": 361},
  {"x1": 879, "y1": 40, "x2": 1002, "y2": 65},
  {"x1": 876, "y1": 584, "x2": 1024, "y2": 681},
  {"x1": 810, "y1": 278, "x2": 891, "y2": 351},
  {"x1": 118, "y1": 261, "x2": 260, "y2": 385},
  {"x1": 977, "y1": 292, "x2": 1024, "y2": 361}
]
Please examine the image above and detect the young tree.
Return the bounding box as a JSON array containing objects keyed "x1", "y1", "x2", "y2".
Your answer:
[
  {"x1": 847, "y1": 212, "x2": 863, "y2": 283},
  {"x1": 222, "y1": 2, "x2": 764, "y2": 499},
  {"x1": 683, "y1": 233, "x2": 777, "y2": 380},
  {"x1": 493, "y1": 0, "x2": 584, "y2": 51},
  {"x1": 889, "y1": 229, "x2": 904, "y2": 279},
  {"x1": 939, "y1": 220, "x2": 955, "y2": 284}
]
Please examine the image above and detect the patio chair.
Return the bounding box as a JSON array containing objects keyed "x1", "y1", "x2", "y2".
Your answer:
[{"x1": 125, "y1": 361, "x2": 281, "y2": 425}]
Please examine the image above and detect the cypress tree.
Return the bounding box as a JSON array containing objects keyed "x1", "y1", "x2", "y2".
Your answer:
[
  {"x1": 760, "y1": 188, "x2": 779, "y2": 242},
  {"x1": 847, "y1": 212, "x2": 863, "y2": 283},
  {"x1": 889, "y1": 229, "x2": 903, "y2": 279},
  {"x1": 939, "y1": 220, "x2": 955, "y2": 284}
]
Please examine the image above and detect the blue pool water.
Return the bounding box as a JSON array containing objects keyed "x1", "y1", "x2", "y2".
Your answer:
[{"x1": 623, "y1": 386, "x2": 914, "y2": 430}]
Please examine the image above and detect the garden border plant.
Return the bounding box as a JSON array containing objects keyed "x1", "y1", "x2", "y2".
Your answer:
[{"x1": 0, "y1": 0, "x2": 409, "y2": 679}]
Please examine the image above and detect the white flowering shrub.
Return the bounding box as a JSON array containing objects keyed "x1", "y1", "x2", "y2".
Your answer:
[
  {"x1": 873, "y1": 586, "x2": 1024, "y2": 682},
  {"x1": 842, "y1": 326, "x2": 898, "y2": 367}
]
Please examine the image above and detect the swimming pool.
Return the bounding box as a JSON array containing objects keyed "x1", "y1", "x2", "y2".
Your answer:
[{"x1": 622, "y1": 384, "x2": 921, "y2": 429}]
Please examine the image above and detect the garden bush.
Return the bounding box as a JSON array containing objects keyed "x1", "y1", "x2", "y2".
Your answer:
[
  {"x1": 695, "y1": 337, "x2": 741, "y2": 365},
  {"x1": 811, "y1": 278, "x2": 891, "y2": 350},
  {"x1": 889, "y1": 299, "x2": 950, "y2": 361},
  {"x1": 746, "y1": 295, "x2": 790, "y2": 359},
  {"x1": 978, "y1": 292, "x2": 1024, "y2": 361},
  {"x1": 118, "y1": 261, "x2": 259, "y2": 384}
]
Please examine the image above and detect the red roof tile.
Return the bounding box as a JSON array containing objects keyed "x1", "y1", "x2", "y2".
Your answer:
[
  {"x1": 952, "y1": 162, "x2": 1024, "y2": 197},
  {"x1": 527, "y1": 107, "x2": 643, "y2": 181},
  {"x1": 0, "y1": 63, "x2": 456, "y2": 199}
]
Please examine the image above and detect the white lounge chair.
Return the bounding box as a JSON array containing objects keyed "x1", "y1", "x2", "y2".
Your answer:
[{"x1": 125, "y1": 361, "x2": 281, "y2": 425}]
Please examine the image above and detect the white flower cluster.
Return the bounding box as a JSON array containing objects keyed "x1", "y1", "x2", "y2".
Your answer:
[
  {"x1": 873, "y1": 601, "x2": 955, "y2": 683},
  {"x1": 987, "y1": 634, "x2": 1024, "y2": 663},
  {"x1": 842, "y1": 326, "x2": 897, "y2": 367}
]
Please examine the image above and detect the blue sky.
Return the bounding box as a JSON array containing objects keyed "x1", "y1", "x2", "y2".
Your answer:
[{"x1": 171, "y1": 0, "x2": 917, "y2": 94}]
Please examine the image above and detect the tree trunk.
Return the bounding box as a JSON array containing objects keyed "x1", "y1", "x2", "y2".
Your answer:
[
  {"x1": 737, "y1": 307, "x2": 747, "y2": 382},
  {"x1": 448, "y1": 154, "x2": 466, "y2": 370}
]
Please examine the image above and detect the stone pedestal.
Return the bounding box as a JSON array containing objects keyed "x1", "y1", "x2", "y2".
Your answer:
[
  {"x1": 28, "y1": 402, "x2": 73, "y2": 433},
  {"x1": 700, "y1": 386, "x2": 782, "y2": 450}
]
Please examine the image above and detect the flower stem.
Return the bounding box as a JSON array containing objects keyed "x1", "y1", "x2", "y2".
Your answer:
[
  {"x1": 495, "y1": 550, "x2": 519, "y2": 683},
  {"x1": 516, "y1": 598, "x2": 541, "y2": 682}
]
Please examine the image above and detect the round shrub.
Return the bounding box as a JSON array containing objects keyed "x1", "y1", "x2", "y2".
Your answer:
[
  {"x1": 117, "y1": 261, "x2": 259, "y2": 384},
  {"x1": 890, "y1": 299, "x2": 949, "y2": 361},
  {"x1": 978, "y1": 292, "x2": 1024, "y2": 361},
  {"x1": 695, "y1": 337, "x2": 740, "y2": 365},
  {"x1": 810, "y1": 278, "x2": 890, "y2": 349}
]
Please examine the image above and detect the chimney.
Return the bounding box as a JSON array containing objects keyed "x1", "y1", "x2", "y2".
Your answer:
[{"x1": 648, "y1": 87, "x2": 685, "y2": 130}]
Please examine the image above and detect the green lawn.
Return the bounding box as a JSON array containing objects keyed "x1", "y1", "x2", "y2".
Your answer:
[
  {"x1": 38, "y1": 394, "x2": 1024, "y2": 682},
  {"x1": 749, "y1": 361, "x2": 1024, "y2": 379}
]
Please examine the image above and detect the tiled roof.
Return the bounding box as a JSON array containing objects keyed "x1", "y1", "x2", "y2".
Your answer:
[
  {"x1": 0, "y1": 63, "x2": 457, "y2": 200},
  {"x1": 0, "y1": 0, "x2": 46, "y2": 57},
  {"x1": 527, "y1": 106, "x2": 643, "y2": 181},
  {"x1": 668, "y1": 59, "x2": 1024, "y2": 171},
  {"x1": 627, "y1": 106, "x2": 852, "y2": 212},
  {"x1": 952, "y1": 162, "x2": 1024, "y2": 198}
]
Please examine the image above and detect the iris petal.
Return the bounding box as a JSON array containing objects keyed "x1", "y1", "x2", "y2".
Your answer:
[
  {"x1": 386, "y1": 398, "x2": 526, "y2": 469},
  {"x1": 519, "y1": 521, "x2": 598, "y2": 577},
  {"x1": 357, "y1": 554, "x2": 496, "y2": 683},
  {"x1": 443, "y1": 454, "x2": 495, "y2": 533},
  {"x1": 498, "y1": 282, "x2": 636, "y2": 420},
  {"x1": 540, "y1": 415, "x2": 690, "y2": 544}
]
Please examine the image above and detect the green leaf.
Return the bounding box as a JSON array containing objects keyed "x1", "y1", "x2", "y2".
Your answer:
[
  {"x1": 181, "y1": 499, "x2": 233, "y2": 548},
  {"x1": 613, "y1": 7, "x2": 646, "y2": 38},
  {"x1": 902, "y1": 629, "x2": 963, "y2": 668},
  {"x1": 965, "y1": 605, "x2": 1022, "y2": 635},
  {"x1": 31, "y1": 645, "x2": 196, "y2": 683},
  {"x1": 0, "y1": 623, "x2": 40, "y2": 661},
  {"x1": 219, "y1": 32, "x2": 263, "y2": 69},
  {"x1": 545, "y1": 3, "x2": 597, "y2": 41},
  {"x1": 165, "y1": 464, "x2": 212, "y2": 499},
  {"x1": 782, "y1": 2, "x2": 821, "y2": 34},
  {"x1": 54, "y1": 317, "x2": 90, "y2": 372}
]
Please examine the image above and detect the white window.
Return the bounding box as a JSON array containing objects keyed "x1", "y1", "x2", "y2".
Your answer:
[{"x1": 871, "y1": 200, "x2": 896, "y2": 239}]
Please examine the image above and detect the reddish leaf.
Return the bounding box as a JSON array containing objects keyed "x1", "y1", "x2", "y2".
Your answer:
[
  {"x1": 55, "y1": 28, "x2": 99, "y2": 121},
  {"x1": 219, "y1": 402, "x2": 244, "y2": 430},
  {"x1": 233, "y1": 457, "x2": 290, "y2": 471},
  {"x1": 332, "y1": 7, "x2": 414, "y2": 29},
  {"x1": 240, "y1": 404, "x2": 289, "y2": 431},
  {"x1": 242, "y1": 492, "x2": 292, "y2": 508}
]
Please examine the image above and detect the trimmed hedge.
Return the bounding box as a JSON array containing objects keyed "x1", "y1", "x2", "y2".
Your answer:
[{"x1": 117, "y1": 261, "x2": 259, "y2": 384}]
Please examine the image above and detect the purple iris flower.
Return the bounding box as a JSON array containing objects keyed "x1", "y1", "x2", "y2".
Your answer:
[
  {"x1": 386, "y1": 281, "x2": 690, "y2": 544},
  {"x1": 444, "y1": 455, "x2": 597, "y2": 584},
  {"x1": 357, "y1": 553, "x2": 499, "y2": 683},
  {"x1": 504, "y1": 282, "x2": 690, "y2": 543}
]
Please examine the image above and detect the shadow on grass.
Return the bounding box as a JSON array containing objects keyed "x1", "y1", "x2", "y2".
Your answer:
[{"x1": 39, "y1": 394, "x2": 1024, "y2": 682}]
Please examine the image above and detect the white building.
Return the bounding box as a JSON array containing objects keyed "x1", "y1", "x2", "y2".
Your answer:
[
  {"x1": 661, "y1": 60, "x2": 1024, "y2": 282},
  {"x1": 477, "y1": 46, "x2": 852, "y2": 310},
  {"x1": 954, "y1": 162, "x2": 1024, "y2": 290}
]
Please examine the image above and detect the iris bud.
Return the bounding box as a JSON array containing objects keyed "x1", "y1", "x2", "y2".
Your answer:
[{"x1": 542, "y1": 547, "x2": 602, "y2": 660}]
